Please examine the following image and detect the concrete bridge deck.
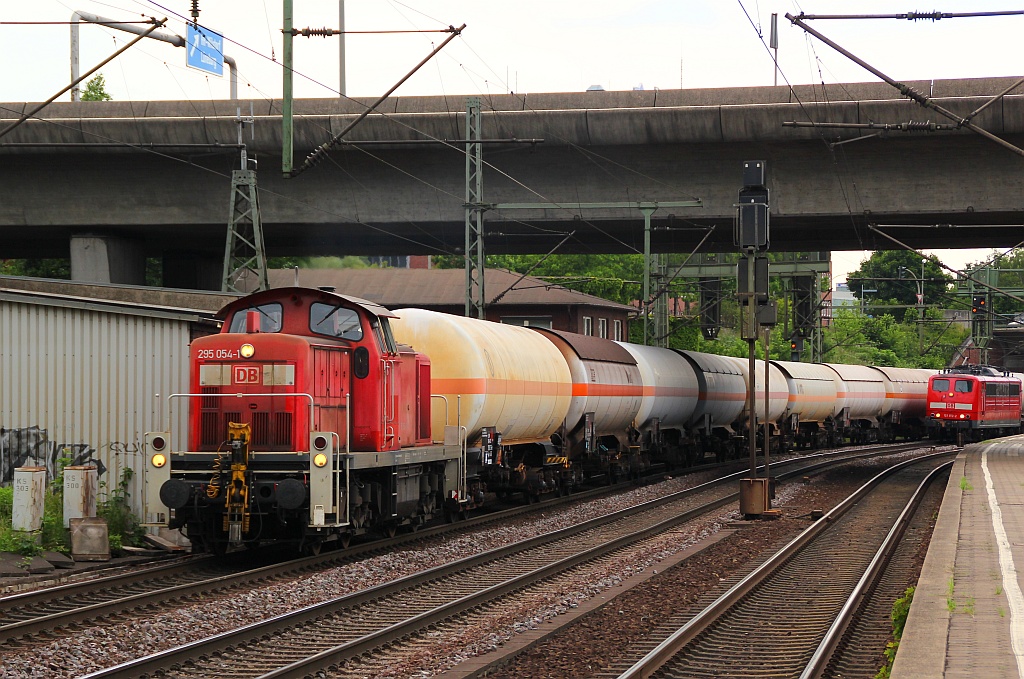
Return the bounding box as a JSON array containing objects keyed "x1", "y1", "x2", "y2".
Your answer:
[{"x1": 1, "y1": 77, "x2": 1022, "y2": 285}]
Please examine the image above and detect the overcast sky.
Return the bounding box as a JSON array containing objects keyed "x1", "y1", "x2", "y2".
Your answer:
[{"x1": 3, "y1": 0, "x2": 1020, "y2": 282}]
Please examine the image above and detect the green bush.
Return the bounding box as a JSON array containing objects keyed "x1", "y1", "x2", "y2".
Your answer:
[
  {"x1": 97, "y1": 467, "x2": 145, "y2": 548},
  {"x1": 877, "y1": 586, "x2": 915, "y2": 679},
  {"x1": 0, "y1": 486, "x2": 12, "y2": 522},
  {"x1": 0, "y1": 463, "x2": 145, "y2": 557}
]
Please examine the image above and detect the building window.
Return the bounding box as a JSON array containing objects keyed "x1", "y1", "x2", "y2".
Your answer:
[
  {"x1": 613, "y1": 319, "x2": 622, "y2": 341},
  {"x1": 583, "y1": 316, "x2": 593, "y2": 336},
  {"x1": 500, "y1": 316, "x2": 553, "y2": 329},
  {"x1": 598, "y1": 318, "x2": 608, "y2": 339}
]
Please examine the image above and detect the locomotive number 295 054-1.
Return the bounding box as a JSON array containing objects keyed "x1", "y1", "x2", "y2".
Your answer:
[{"x1": 196, "y1": 348, "x2": 238, "y2": 360}]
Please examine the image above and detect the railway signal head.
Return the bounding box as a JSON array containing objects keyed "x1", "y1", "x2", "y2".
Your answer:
[{"x1": 972, "y1": 296, "x2": 986, "y2": 316}]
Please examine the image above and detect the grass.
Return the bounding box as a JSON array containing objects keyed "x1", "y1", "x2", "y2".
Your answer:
[
  {"x1": 959, "y1": 476, "x2": 974, "y2": 492},
  {"x1": 876, "y1": 587, "x2": 915, "y2": 679},
  {"x1": 946, "y1": 577, "x2": 957, "y2": 612},
  {"x1": 0, "y1": 463, "x2": 144, "y2": 557}
]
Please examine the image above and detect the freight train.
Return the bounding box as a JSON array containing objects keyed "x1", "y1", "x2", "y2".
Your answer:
[
  {"x1": 143, "y1": 287, "x2": 936, "y2": 554},
  {"x1": 926, "y1": 366, "x2": 1024, "y2": 444}
]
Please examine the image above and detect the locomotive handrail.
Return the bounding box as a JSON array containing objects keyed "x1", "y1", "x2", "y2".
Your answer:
[{"x1": 430, "y1": 394, "x2": 450, "y2": 443}]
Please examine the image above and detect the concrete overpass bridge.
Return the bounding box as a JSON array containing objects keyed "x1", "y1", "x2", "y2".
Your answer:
[{"x1": 2, "y1": 77, "x2": 1023, "y2": 287}]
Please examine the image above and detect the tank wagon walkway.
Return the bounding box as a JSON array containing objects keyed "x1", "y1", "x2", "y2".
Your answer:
[{"x1": 894, "y1": 436, "x2": 1024, "y2": 678}]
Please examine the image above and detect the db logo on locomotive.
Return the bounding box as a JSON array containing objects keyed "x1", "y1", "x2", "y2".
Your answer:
[{"x1": 233, "y1": 365, "x2": 261, "y2": 384}]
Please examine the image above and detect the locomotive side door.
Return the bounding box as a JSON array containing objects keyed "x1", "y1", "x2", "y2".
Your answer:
[{"x1": 313, "y1": 347, "x2": 350, "y2": 446}]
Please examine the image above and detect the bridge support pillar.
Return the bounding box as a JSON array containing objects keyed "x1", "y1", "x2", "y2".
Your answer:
[
  {"x1": 161, "y1": 252, "x2": 222, "y2": 290},
  {"x1": 70, "y1": 234, "x2": 145, "y2": 285}
]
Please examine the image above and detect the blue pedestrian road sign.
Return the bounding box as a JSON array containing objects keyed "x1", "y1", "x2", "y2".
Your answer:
[{"x1": 186, "y1": 24, "x2": 224, "y2": 76}]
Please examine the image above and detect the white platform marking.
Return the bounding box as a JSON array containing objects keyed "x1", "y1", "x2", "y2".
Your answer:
[{"x1": 982, "y1": 443, "x2": 1024, "y2": 678}]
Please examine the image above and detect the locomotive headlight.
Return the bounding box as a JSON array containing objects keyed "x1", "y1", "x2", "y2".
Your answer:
[
  {"x1": 313, "y1": 453, "x2": 328, "y2": 468},
  {"x1": 240, "y1": 343, "x2": 255, "y2": 359},
  {"x1": 151, "y1": 453, "x2": 167, "y2": 468}
]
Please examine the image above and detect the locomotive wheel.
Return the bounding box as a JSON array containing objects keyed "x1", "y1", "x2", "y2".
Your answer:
[
  {"x1": 384, "y1": 523, "x2": 398, "y2": 538},
  {"x1": 339, "y1": 533, "x2": 352, "y2": 549},
  {"x1": 303, "y1": 540, "x2": 323, "y2": 556}
]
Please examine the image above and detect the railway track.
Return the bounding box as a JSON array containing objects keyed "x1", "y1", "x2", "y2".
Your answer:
[
  {"x1": 611, "y1": 451, "x2": 952, "y2": 678},
  {"x1": 1, "y1": 465, "x2": 697, "y2": 646},
  {"x1": 67, "y1": 443, "x2": 932, "y2": 679},
  {"x1": 0, "y1": 444, "x2": 910, "y2": 649}
]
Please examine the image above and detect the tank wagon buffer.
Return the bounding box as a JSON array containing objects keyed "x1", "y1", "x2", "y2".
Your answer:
[{"x1": 143, "y1": 288, "x2": 471, "y2": 554}]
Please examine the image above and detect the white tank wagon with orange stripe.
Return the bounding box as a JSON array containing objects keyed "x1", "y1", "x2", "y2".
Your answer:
[
  {"x1": 729, "y1": 357, "x2": 789, "y2": 426},
  {"x1": 871, "y1": 366, "x2": 935, "y2": 441},
  {"x1": 871, "y1": 366, "x2": 934, "y2": 420},
  {"x1": 679, "y1": 351, "x2": 747, "y2": 433},
  {"x1": 615, "y1": 343, "x2": 701, "y2": 466},
  {"x1": 773, "y1": 360, "x2": 839, "y2": 423},
  {"x1": 824, "y1": 363, "x2": 888, "y2": 422},
  {"x1": 773, "y1": 360, "x2": 841, "y2": 448},
  {"x1": 533, "y1": 329, "x2": 643, "y2": 451},
  {"x1": 615, "y1": 343, "x2": 700, "y2": 431},
  {"x1": 389, "y1": 309, "x2": 572, "y2": 446}
]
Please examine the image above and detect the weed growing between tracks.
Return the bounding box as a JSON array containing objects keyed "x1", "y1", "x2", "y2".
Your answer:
[{"x1": 877, "y1": 586, "x2": 914, "y2": 679}]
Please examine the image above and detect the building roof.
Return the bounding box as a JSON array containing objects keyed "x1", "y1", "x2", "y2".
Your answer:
[
  {"x1": 0, "y1": 276, "x2": 233, "y2": 317},
  {"x1": 269, "y1": 268, "x2": 636, "y2": 312}
]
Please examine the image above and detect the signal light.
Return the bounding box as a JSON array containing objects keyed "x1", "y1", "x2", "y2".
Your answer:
[{"x1": 972, "y1": 296, "x2": 987, "y2": 316}]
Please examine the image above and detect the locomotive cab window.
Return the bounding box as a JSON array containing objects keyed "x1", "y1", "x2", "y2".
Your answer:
[
  {"x1": 932, "y1": 379, "x2": 949, "y2": 392},
  {"x1": 955, "y1": 379, "x2": 973, "y2": 393},
  {"x1": 228, "y1": 303, "x2": 283, "y2": 333},
  {"x1": 372, "y1": 317, "x2": 398, "y2": 354},
  {"x1": 310, "y1": 303, "x2": 363, "y2": 341}
]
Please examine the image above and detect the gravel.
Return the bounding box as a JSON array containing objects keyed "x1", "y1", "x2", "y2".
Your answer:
[{"x1": 0, "y1": 449, "x2": 937, "y2": 678}]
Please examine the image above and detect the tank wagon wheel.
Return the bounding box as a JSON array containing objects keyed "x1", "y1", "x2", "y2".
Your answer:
[
  {"x1": 384, "y1": 523, "x2": 398, "y2": 539},
  {"x1": 302, "y1": 540, "x2": 323, "y2": 556},
  {"x1": 339, "y1": 533, "x2": 352, "y2": 549}
]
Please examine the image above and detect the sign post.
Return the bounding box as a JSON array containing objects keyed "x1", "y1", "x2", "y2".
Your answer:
[{"x1": 186, "y1": 24, "x2": 224, "y2": 76}]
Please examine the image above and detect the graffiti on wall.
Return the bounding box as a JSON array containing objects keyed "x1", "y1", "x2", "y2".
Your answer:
[{"x1": 0, "y1": 426, "x2": 107, "y2": 484}]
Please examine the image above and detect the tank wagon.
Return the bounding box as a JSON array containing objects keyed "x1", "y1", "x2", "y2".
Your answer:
[{"x1": 143, "y1": 287, "x2": 937, "y2": 554}]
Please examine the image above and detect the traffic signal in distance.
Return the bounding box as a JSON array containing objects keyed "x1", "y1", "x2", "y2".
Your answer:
[
  {"x1": 972, "y1": 296, "x2": 987, "y2": 316},
  {"x1": 790, "y1": 337, "x2": 804, "y2": 361}
]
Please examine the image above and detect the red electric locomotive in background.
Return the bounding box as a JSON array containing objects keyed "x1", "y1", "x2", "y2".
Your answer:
[{"x1": 926, "y1": 366, "x2": 1024, "y2": 444}]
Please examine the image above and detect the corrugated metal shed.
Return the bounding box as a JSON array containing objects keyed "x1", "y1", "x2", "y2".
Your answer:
[{"x1": 0, "y1": 284, "x2": 219, "y2": 516}]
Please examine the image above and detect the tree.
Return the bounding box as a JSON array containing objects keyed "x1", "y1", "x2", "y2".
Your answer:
[
  {"x1": 847, "y1": 250, "x2": 950, "y2": 306},
  {"x1": 0, "y1": 259, "x2": 70, "y2": 279},
  {"x1": 963, "y1": 248, "x2": 1024, "y2": 320},
  {"x1": 436, "y1": 253, "x2": 645, "y2": 306},
  {"x1": 81, "y1": 74, "x2": 112, "y2": 101}
]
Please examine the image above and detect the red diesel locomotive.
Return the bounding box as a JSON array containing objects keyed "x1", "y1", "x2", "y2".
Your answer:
[
  {"x1": 926, "y1": 366, "x2": 1024, "y2": 444},
  {"x1": 145, "y1": 287, "x2": 471, "y2": 554}
]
